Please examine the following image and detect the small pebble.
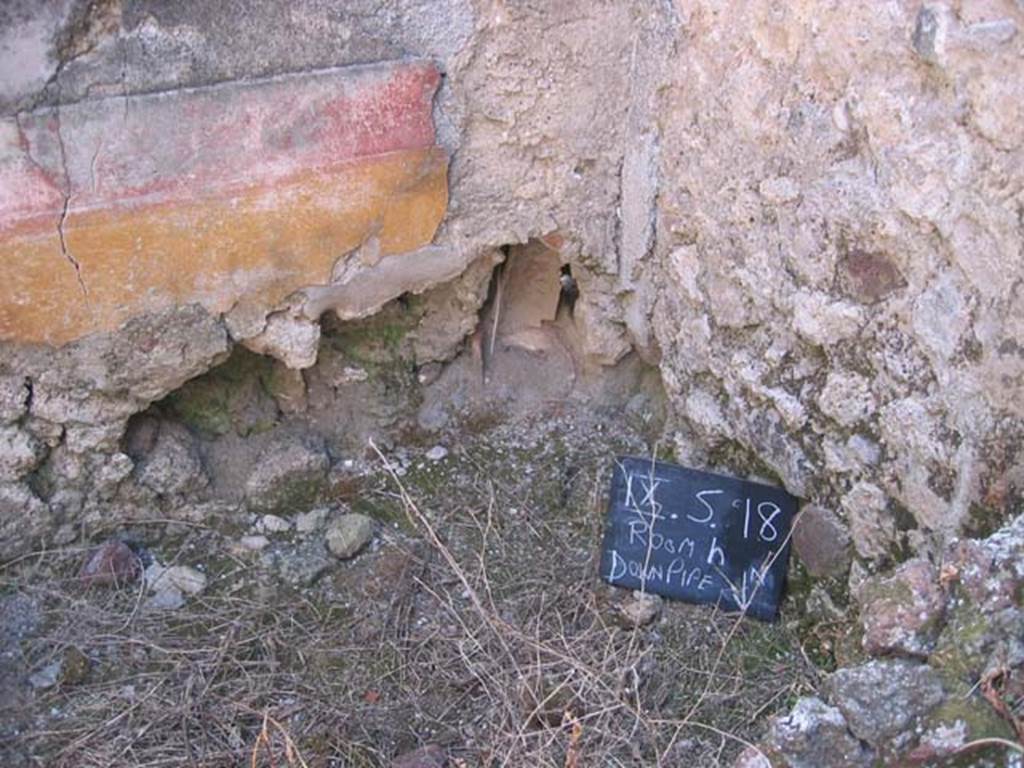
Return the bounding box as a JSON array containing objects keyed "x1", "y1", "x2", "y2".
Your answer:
[
  {"x1": 146, "y1": 588, "x2": 185, "y2": 611},
  {"x1": 166, "y1": 566, "x2": 207, "y2": 595},
  {"x1": 267, "y1": 541, "x2": 331, "y2": 586},
  {"x1": 417, "y1": 362, "x2": 443, "y2": 386},
  {"x1": 78, "y1": 540, "x2": 141, "y2": 587},
  {"x1": 28, "y1": 661, "x2": 61, "y2": 690},
  {"x1": 239, "y1": 535, "x2": 270, "y2": 552},
  {"x1": 145, "y1": 563, "x2": 207, "y2": 596},
  {"x1": 425, "y1": 445, "x2": 448, "y2": 462},
  {"x1": 295, "y1": 507, "x2": 329, "y2": 534},
  {"x1": 256, "y1": 514, "x2": 292, "y2": 534},
  {"x1": 325, "y1": 514, "x2": 375, "y2": 559},
  {"x1": 617, "y1": 591, "x2": 663, "y2": 628}
]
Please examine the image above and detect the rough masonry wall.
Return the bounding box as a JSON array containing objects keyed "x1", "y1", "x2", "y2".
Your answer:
[
  {"x1": 648, "y1": 0, "x2": 1024, "y2": 562},
  {"x1": 0, "y1": 0, "x2": 641, "y2": 557},
  {"x1": 0, "y1": 0, "x2": 1022, "y2": 570}
]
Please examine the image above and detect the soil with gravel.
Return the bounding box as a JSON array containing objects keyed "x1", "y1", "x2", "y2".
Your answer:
[{"x1": 0, "y1": 407, "x2": 819, "y2": 767}]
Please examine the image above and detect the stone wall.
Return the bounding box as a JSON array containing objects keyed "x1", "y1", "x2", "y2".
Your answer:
[
  {"x1": 1, "y1": 0, "x2": 1022, "y2": 571},
  {"x1": 648, "y1": 0, "x2": 1024, "y2": 563}
]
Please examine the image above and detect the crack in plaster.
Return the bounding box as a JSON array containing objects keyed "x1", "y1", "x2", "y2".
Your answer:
[{"x1": 53, "y1": 105, "x2": 90, "y2": 302}]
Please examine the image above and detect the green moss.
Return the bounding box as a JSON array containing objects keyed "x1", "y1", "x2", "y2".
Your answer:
[
  {"x1": 858, "y1": 572, "x2": 911, "y2": 606},
  {"x1": 321, "y1": 306, "x2": 423, "y2": 416},
  {"x1": 166, "y1": 390, "x2": 231, "y2": 435},
  {"x1": 350, "y1": 496, "x2": 417, "y2": 535},
  {"x1": 163, "y1": 347, "x2": 279, "y2": 436},
  {"x1": 26, "y1": 459, "x2": 57, "y2": 501},
  {"x1": 930, "y1": 609, "x2": 992, "y2": 686},
  {"x1": 324, "y1": 297, "x2": 421, "y2": 367},
  {"x1": 252, "y1": 471, "x2": 330, "y2": 516},
  {"x1": 786, "y1": 558, "x2": 852, "y2": 610},
  {"x1": 332, "y1": 322, "x2": 410, "y2": 367},
  {"x1": 926, "y1": 693, "x2": 1016, "y2": 749},
  {"x1": 262, "y1": 362, "x2": 301, "y2": 402},
  {"x1": 784, "y1": 559, "x2": 857, "y2": 672},
  {"x1": 962, "y1": 501, "x2": 1015, "y2": 540},
  {"x1": 732, "y1": 620, "x2": 799, "y2": 675},
  {"x1": 456, "y1": 409, "x2": 504, "y2": 436}
]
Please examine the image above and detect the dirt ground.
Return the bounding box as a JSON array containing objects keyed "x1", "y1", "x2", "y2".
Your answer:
[{"x1": 1, "y1": 407, "x2": 822, "y2": 767}]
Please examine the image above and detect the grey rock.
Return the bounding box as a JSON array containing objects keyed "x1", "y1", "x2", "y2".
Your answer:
[
  {"x1": 857, "y1": 559, "x2": 947, "y2": 657},
  {"x1": 824, "y1": 660, "x2": 945, "y2": 746},
  {"x1": 931, "y1": 514, "x2": 1024, "y2": 684},
  {"x1": 804, "y1": 585, "x2": 845, "y2": 622},
  {"x1": 256, "y1": 514, "x2": 292, "y2": 534},
  {"x1": 908, "y1": 721, "x2": 969, "y2": 764},
  {"x1": 325, "y1": 514, "x2": 375, "y2": 559},
  {"x1": 268, "y1": 540, "x2": 331, "y2": 586},
  {"x1": 244, "y1": 437, "x2": 329, "y2": 514},
  {"x1": 912, "y1": 5, "x2": 944, "y2": 62},
  {"x1": 72, "y1": 304, "x2": 232, "y2": 406},
  {"x1": 1, "y1": 305, "x2": 230, "y2": 541},
  {"x1": 0, "y1": 482, "x2": 52, "y2": 562},
  {"x1": 91, "y1": 452, "x2": 134, "y2": 497},
  {"x1": 0, "y1": 376, "x2": 30, "y2": 424},
  {"x1": 146, "y1": 587, "x2": 186, "y2": 611},
  {"x1": 817, "y1": 372, "x2": 876, "y2": 428},
  {"x1": 144, "y1": 562, "x2": 207, "y2": 609},
  {"x1": 0, "y1": 593, "x2": 41, "y2": 716},
  {"x1": 416, "y1": 362, "x2": 443, "y2": 386},
  {"x1": 762, "y1": 518, "x2": 1024, "y2": 766},
  {"x1": 792, "y1": 291, "x2": 865, "y2": 346},
  {"x1": 0, "y1": 426, "x2": 43, "y2": 482},
  {"x1": 162, "y1": 565, "x2": 208, "y2": 595},
  {"x1": 239, "y1": 534, "x2": 270, "y2": 552},
  {"x1": 842, "y1": 482, "x2": 896, "y2": 560},
  {"x1": 135, "y1": 421, "x2": 207, "y2": 497},
  {"x1": 0, "y1": 593, "x2": 41, "y2": 652},
  {"x1": 295, "y1": 507, "x2": 330, "y2": 533},
  {"x1": 764, "y1": 696, "x2": 873, "y2": 768},
  {"x1": 611, "y1": 590, "x2": 663, "y2": 628},
  {"x1": 425, "y1": 445, "x2": 448, "y2": 462},
  {"x1": 28, "y1": 661, "x2": 62, "y2": 690},
  {"x1": 759, "y1": 175, "x2": 799, "y2": 204},
  {"x1": 27, "y1": 648, "x2": 89, "y2": 691},
  {"x1": 242, "y1": 310, "x2": 321, "y2": 370}
]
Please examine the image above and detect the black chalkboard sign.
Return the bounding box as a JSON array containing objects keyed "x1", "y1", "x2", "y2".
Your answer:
[{"x1": 599, "y1": 457, "x2": 798, "y2": 621}]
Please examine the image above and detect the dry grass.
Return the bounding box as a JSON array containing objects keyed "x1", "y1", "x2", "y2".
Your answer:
[{"x1": 1, "y1": 414, "x2": 819, "y2": 767}]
